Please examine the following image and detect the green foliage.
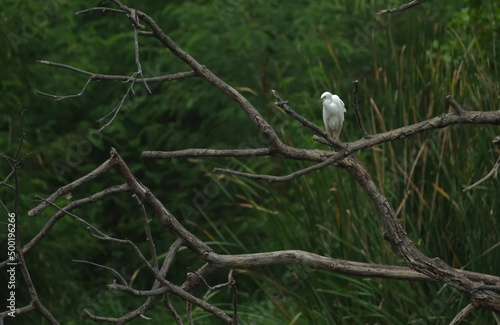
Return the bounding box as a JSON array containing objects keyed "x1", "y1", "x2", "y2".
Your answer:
[{"x1": 1, "y1": 0, "x2": 499, "y2": 324}]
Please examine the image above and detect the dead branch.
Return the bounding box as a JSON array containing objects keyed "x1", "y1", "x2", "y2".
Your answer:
[
  {"x1": 377, "y1": 0, "x2": 428, "y2": 15},
  {"x1": 36, "y1": 60, "x2": 196, "y2": 85},
  {"x1": 446, "y1": 93, "x2": 467, "y2": 116},
  {"x1": 463, "y1": 154, "x2": 500, "y2": 192},
  {"x1": 73, "y1": 260, "x2": 128, "y2": 286},
  {"x1": 213, "y1": 155, "x2": 338, "y2": 182},
  {"x1": 164, "y1": 293, "x2": 183, "y2": 325},
  {"x1": 449, "y1": 303, "x2": 476, "y2": 325},
  {"x1": 133, "y1": 194, "x2": 158, "y2": 269}
]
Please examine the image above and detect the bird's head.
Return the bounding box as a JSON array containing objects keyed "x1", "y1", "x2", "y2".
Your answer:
[{"x1": 313, "y1": 92, "x2": 333, "y2": 107}]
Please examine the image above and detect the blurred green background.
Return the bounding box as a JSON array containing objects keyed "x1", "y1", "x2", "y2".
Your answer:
[{"x1": 1, "y1": 0, "x2": 499, "y2": 324}]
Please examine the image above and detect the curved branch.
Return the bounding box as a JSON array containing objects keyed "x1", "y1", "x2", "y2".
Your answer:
[
  {"x1": 214, "y1": 155, "x2": 339, "y2": 182},
  {"x1": 463, "y1": 154, "x2": 500, "y2": 192},
  {"x1": 449, "y1": 303, "x2": 476, "y2": 325}
]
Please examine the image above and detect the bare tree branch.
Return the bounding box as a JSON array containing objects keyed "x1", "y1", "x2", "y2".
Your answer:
[
  {"x1": 446, "y1": 93, "x2": 467, "y2": 116},
  {"x1": 39, "y1": 192, "x2": 233, "y2": 323},
  {"x1": 142, "y1": 147, "x2": 273, "y2": 159},
  {"x1": 213, "y1": 155, "x2": 339, "y2": 182},
  {"x1": 133, "y1": 194, "x2": 158, "y2": 269},
  {"x1": 164, "y1": 293, "x2": 183, "y2": 325},
  {"x1": 377, "y1": 0, "x2": 428, "y2": 15},
  {"x1": 0, "y1": 184, "x2": 129, "y2": 270},
  {"x1": 36, "y1": 77, "x2": 93, "y2": 101},
  {"x1": 0, "y1": 304, "x2": 36, "y2": 318},
  {"x1": 449, "y1": 303, "x2": 476, "y2": 325},
  {"x1": 36, "y1": 60, "x2": 196, "y2": 86},
  {"x1": 76, "y1": 7, "x2": 127, "y2": 16},
  {"x1": 93, "y1": 238, "x2": 184, "y2": 324},
  {"x1": 186, "y1": 302, "x2": 193, "y2": 325},
  {"x1": 463, "y1": 154, "x2": 500, "y2": 192},
  {"x1": 231, "y1": 278, "x2": 238, "y2": 324},
  {"x1": 28, "y1": 156, "x2": 119, "y2": 217},
  {"x1": 73, "y1": 260, "x2": 128, "y2": 286},
  {"x1": 108, "y1": 282, "x2": 168, "y2": 296}
]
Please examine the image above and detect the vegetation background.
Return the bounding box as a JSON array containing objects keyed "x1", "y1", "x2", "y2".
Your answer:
[{"x1": 1, "y1": 0, "x2": 499, "y2": 324}]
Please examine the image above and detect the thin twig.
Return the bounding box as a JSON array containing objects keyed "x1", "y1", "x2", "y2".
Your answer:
[
  {"x1": 36, "y1": 59, "x2": 195, "y2": 108},
  {"x1": 133, "y1": 194, "x2": 158, "y2": 269},
  {"x1": 161, "y1": 238, "x2": 185, "y2": 276},
  {"x1": 131, "y1": 8, "x2": 151, "y2": 94},
  {"x1": 36, "y1": 60, "x2": 197, "y2": 83},
  {"x1": 97, "y1": 78, "x2": 136, "y2": 131},
  {"x1": 186, "y1": 302, "x2": 193, "y2": 325},
  {"x1": 35, "y1": 197, "x2": 115, "y2": 239},
  {"x1": 0, "y1": 184, "x2": 129, "y2": 269},
  {"x1": 0, "y1": 304, "x2": 36, "y2": 318},
  {"x1": 108, "y1": 282, "x2": 168, "y2": 296},
  {"x1": 28, "y1": 155, "x2": 118, "y2": 217},
  {"x1": 449, "y1": 303, "x2": 476, "y2": 325},
  {"x1": 213, "y1": 155, "x2": 339, "y2": 182},
  {"x1": 230, "y1": 277, "x2": 238, "y2": 324},
  {"x1": 446, "y1": 93, "x2": 466, "y2": 116},
  {"x1": 73, "y1": 260, "x2": 128, "y2": 286},
  {"x1": 76, "y1": 7, "x2": 126, "y2": 15},
  {"x1": 41, "y1": 173, "x2": 233, "y2": 324},
  {"x1": 189, "y1": 269, "x2": 236, "y2": 301},
  {"x1": 37, "y1": 78, "x2": 93, "y2": 101},
  {"x1": 164, "y1": 293, "x2": 183, "y2": 325},
  {"x1": 463, "y1": 154, "x2": 500, "y2": 192},
  {"x1": 100, "y1": 239, "x2": 185, "y2": 324},
  {"x1": 377, "y1": 0, "x2": 428, "y2": 14},
  {"x1": 181, "y1": 263, "x2": 218, "y2": 293}
]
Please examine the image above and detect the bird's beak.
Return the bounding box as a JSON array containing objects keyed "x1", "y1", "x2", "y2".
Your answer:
[{"x1": 312, "y1": 97, "x2": 325, "y2": 107}]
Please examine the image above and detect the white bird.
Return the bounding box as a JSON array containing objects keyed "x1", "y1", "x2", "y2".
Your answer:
[{"x1": 313, "y1": 92, "x2": 346, "y2": 140}]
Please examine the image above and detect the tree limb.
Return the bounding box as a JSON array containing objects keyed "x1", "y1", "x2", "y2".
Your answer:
[{"x1": 377, "y1": 0, "x2": 428, "y2": 15}]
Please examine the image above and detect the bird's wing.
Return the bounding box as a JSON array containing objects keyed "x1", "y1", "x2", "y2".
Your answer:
[{"x1": 340, "y1": 98, "x2": 347, "y2": 112}]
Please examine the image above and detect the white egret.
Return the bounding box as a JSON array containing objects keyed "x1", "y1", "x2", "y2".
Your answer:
[{"x1": 313, "y1": 92, "x2": 346, "y2": 140}]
